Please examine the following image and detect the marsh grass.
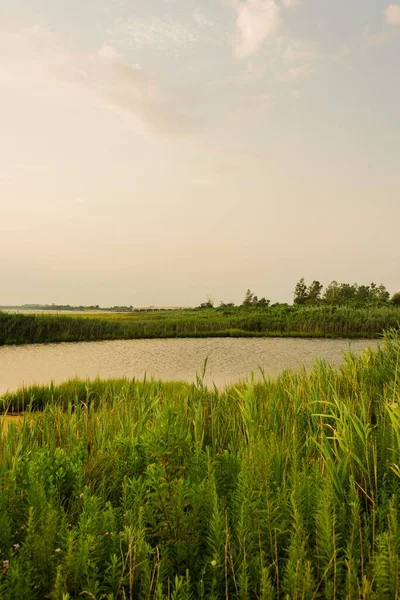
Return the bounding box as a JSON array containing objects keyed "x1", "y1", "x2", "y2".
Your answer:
[
  {"x1": 1, "y1": 305, "x2": 400, "y2": 345},
  {"x1": 0, "y1": 330, "x2": 400, "y2": 598}
]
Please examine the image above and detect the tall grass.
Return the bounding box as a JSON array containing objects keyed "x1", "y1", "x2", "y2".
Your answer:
[
  {"x1": 1, "y1": 304, "x2": 400, "y2": 345},
  {"x1": 0, "y1": 330, "x2": 400, "y2": 598}
]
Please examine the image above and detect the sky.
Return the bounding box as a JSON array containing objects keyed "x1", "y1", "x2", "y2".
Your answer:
[{"x1": 1, "y1": 0, "x2": 399, "y2": 306}]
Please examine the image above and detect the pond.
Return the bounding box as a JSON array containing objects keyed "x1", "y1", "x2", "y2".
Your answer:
[{"x1": 0, "y1": 337, "x2": 379, "y2": 394}]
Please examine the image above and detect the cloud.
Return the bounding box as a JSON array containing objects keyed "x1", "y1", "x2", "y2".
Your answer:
[
  {"x1": 222, "y1": 0, "x2": 280, "y2": 59},
  {"x1": 108, "y1": 14, "x2": 229, "y2": 52},
  {"x1": 384, "y1": 4, "x2": 400, "y2": 24},
  {"x1": 282, "y1": 0, "x2": 299, "y2": 6},
  {"x1": 109, "y1": 17, "x2": 198, "y2": 48},
  {"x1": 277, "y1": 40, "x2": 318, "y2": 82},
  {"x1": 235, "y1": 0, "x2": 280, "y2": 58},
  {"x1": 0, "y1": 26, "x2": 191, "y2": 135}
]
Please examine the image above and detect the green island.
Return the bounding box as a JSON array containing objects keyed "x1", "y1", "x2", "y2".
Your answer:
[{"x1": 1, "y1": 330, "x2": 400, "y2": 598}]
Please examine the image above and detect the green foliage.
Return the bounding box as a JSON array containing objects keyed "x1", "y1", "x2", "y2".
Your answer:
[
  {"x1": 391, "y1": 291, "x2": 400, "y2": 306},
  {"x1": 241, "y1": 289, "x2": 270, "y2": 308},
  {"x1": 1, "y1": 332, "x2": 400, "y2": 597},
  {"x1": 294, "y1": 278, "x2": 391, "y2": 307},
  {"x1": 294, "y1": 277, "x2": 309, "y2": 305},
  {"x1": 1, "y1": 302, "x2": 400, "y2": 347}
]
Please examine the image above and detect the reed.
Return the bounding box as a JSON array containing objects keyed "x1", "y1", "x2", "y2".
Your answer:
[
  {"x1": 0, "y1": 330, "x2": 400, "y2": 598},
  {"x1": 1, "y1": 305, "x2": 400, "y2": 345}
]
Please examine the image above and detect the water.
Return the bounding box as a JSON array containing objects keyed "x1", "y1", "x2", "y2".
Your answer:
[{"x1": 0, "y1": 337, "x2": 379, "y2": 395}]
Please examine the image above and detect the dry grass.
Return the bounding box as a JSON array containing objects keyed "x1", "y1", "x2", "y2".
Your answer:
[{"x1": 0, "y1": 413, "x2": 35, "y2": 432}]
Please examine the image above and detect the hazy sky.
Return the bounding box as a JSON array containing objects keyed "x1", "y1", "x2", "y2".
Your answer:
[{"x1": 1, "y1": 0, "x2": 399, "y2": 306}]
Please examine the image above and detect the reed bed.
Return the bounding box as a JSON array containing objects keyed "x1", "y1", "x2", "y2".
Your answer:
[
  {"x1": 0, "y1": 330, "x2": 400, "y2": 598},
  {"x1": 1, "y1": 305, "x2": 400, "y2": 345}
]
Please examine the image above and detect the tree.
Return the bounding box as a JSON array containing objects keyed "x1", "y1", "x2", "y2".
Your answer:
[
  {"x1": 293, "y1": 278, "x2": 308, "y2": 305},
  {"x1": 356, "y1": 285, "x2": 370, "y2": 303},
  {"x1": 324, "y1": 281, "x2": 340, "y2": 304},
  {"x1": 242, "y1": 289, "x2": 270, "y2": 308},
  {"x1": 198, "y1": 295, "x2": 214, "y2": 309},
  {"x1": 257, "y1": 297, "x2": 270, "y2": 307},
  {"x1": 376, "y1": 284, "x2": 390, "y2": 303},
  {"x1": 306, "y1": 280, "x2": 323, "y2": 303},
  {"x1": 337, "y1": 283, "x2": 357, "y2": 303},
  {"x1": 391, "y1": 291, "x2": 400, "y2": 305},
  {"x1": 242, "y1": 289, "x2": 255, "y2": 307}
]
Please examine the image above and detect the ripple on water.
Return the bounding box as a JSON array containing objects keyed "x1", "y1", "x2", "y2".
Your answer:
[{"x1": 0, "y1": 337, "x2": 379, "y2": 394}]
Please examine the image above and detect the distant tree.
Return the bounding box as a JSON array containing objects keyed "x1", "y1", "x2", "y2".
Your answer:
[
  {"x1": 324, "y1": 281, "x2": 340, "y2": 304},
  {"x1": 294, "y1": 278, "x2": 308, "y2": 305},
  {"x1": 376, "y1": 284, "x2": 390, "y2": 303},
  {"x1": 306, "y1": 280, "x2": 323, "y2": 303},
  {"x1": 355, "y1": 283, "x2": 389, "y2": 304},
  {"x1": 356, "y1": 285, "x2": 370, "y2": 303},
  {"x1": 391, "y1": 291, "x2": 400, "y2": 305},
  {"x1": 338, "y1": 283, "x2": 358, "y2": 303},
  {"x1": 323, "y1": 281, "x2": 390, "y2": 305},
  {"x1": 257, "y1": 297, "x2": 270, "y2": 307},
  {"x1": 198, "y1": 295, "x2": 214, "y2": 309},
  {"x1": 219, "y1": 301, "x2": 235, "y2": 308},
  {"x1": 242, "y1": 289, "x2": 255, "y2": 307},
  {"x1": 242, "y1": 289, "x2": 270, "y2": 308}
]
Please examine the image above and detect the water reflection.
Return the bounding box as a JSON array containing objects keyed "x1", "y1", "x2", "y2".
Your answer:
[{"x1": 0, "y1": 337, "x2": 379, "y2": 394}]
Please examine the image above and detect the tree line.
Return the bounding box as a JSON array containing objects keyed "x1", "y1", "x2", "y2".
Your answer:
[
  {"x1": 197, "y1": 281, "x2": 400, "y2": 309},
  {"x1": 294, "y1": 278, "x2": 400, "y2": 306}
]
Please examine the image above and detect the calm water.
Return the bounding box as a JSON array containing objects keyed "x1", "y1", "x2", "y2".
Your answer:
[{"x1": 0, "y1": 337, "x2": 379, "y2": 395}]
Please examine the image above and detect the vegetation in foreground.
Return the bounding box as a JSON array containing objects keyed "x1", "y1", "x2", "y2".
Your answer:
[
  {"x1": 1, "y1": 331, "x2": 400, "y2": 598},
  {"x1": 1, "y1": 304, "x2": 400, "y2": 345}
]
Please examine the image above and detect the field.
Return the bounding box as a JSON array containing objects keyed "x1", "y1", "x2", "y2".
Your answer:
[
  {"x1": 1, "y1": 304, "x2": 400, "y2": 345},
  {"x1": 0, "y1": 330, "x2": 400, "y2": 598}
]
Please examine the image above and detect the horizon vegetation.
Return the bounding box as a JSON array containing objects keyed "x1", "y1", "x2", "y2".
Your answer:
[
  {"x1": 1, "y1": 304, "x2": 400, "y2": 346},
  {"x1": 2, "y1": 278, "x2": 400, "y2": 313},
  {"x1": 1, "y1": 279, "x2": 400, "y2": 346}
]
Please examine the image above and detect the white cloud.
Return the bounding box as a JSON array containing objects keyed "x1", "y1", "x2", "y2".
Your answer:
[
  {"x1": 384, "y1": 4, "x2": 400, "y2": 24},
  {"x1": 222, "y1": 0, "x2": 280, "y2": 59},
  {"x1": 109, "y1": 17, "x2": 198, "y2": 48},
  {"x1": 235, "y1": 0, "x2": 280, "y2": 58},
  {"x1": 108, "y1": 14, "x2": 229, "y2": 52},
  {"x1": 0, "y1": 26, "x2": 190, "y2": 135},
  {"x1": 282, "y1": 0, "x2": 299, "y2": 6}
]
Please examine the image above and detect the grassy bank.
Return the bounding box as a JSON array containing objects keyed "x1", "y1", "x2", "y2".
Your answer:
[
  {"x1": 1, "y1": 304, "x2": 400, "y2": 345},
  {"x1": 1, "y1": 331, "x2": 400, "y2": 598}
]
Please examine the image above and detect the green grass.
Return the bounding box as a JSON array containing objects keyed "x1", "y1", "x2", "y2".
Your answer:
[
  {"x1": 1, "y1": 329, "x2": 400, "y2": 598},
  {"x1": 1, "y1": 304, "x2": 400, "y2": 345}
]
